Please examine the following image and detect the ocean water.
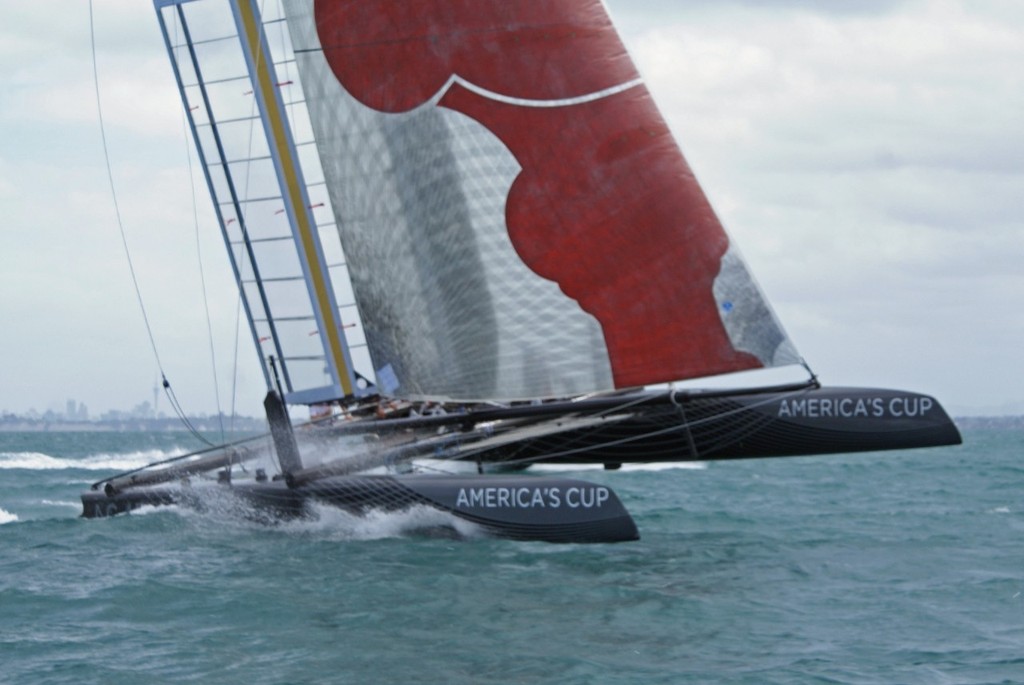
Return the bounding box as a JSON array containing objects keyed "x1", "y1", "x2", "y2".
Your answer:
[{"x1": 1, "y1": 428, "x2": 1021, "y2": 685}]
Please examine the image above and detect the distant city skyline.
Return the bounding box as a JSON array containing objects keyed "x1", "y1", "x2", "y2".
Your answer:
[{"x1": 0, "y1": 397, "x2": 255, "y2": 422}]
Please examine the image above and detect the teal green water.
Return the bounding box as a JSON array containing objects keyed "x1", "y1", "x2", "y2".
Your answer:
[{"x1": 1, "y1": 429, "x2": 1021, "y2": 684}]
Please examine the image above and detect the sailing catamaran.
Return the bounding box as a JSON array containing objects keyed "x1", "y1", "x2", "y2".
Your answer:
[{"x1": 81, "y1": 0, "x2": 961, "y2": 542}]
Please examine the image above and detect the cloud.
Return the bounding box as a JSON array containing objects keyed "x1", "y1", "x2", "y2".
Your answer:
[
  {"x1": 0, "y1": 161, "x2": 13, "y2": 198},
  {"x1": 0, "y1": 0, "x2": 274, "y2": 416},
  {"x1": 614, "y1": 0, "x2": 1024, "y2": 407},
  {"x1": 1, "y1": 0, "x2": 186, "y2": 139},
  {"x1": 1, "y1": 0, "x2": 1021, "y2": 415}
]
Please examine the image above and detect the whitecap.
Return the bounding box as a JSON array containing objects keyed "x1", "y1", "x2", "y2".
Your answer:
[
  {"x1": 0, "y1": 507, "x2": 19, "y2": 525},
  {"x1": 0, "y1": 449, "x2": 187, "y2": 472},
  {"x1": 529, "y1": 461, "x2": 707, "y2": 473},
  {"x1": 401, "y1": 459, "x2": 707, "y2": 476},
  {"x1": 40, "y1": 499, "x2": 80, "y2": 509},
  {"x1": 0, "y1": 452, "x2": 67, "y2": 470},
  {"x1": 620, "y1": 462, "x2": 708, "y2": 472}
]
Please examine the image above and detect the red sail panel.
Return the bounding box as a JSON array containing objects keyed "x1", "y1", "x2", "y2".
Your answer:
[
  {"x1": 314, "y1": 0, "x2": 639, "y2": 109},
  {"x1": 441, "y1": 84, "x2": 760, "y2": 385},
  {"x1": 306, "y1": 0, "x2": 791, "y2": 392}
]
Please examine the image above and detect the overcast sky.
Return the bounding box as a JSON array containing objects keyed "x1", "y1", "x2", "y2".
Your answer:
[{"x1": 0, "y1": 0, "x2": 1021, "y2": 418}]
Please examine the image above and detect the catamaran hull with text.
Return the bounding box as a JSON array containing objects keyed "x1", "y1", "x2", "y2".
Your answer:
[
  {"x1": 405, "y1": 386, "x2": 962, "y2": 465},
  {"x1": 81, "y1": 474, "x2": 640, "y2": 544}
]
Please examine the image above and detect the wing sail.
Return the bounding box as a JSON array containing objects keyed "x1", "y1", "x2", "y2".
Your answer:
[{"x1": 279, "y1": 0, "x2": 798, "y2": 400}]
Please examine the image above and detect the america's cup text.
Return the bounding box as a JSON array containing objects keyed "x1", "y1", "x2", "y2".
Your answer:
[
  {"x1": 778, "y1": 396, "x2": 934, "y2": 419},
  {"x1": 455, "y1": 486, "x2": 610, "y2": 510}
]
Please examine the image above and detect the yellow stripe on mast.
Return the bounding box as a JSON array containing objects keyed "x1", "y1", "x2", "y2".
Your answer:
[{"x1": 234, "y1": 0, "x2": 354, "y2": 398}]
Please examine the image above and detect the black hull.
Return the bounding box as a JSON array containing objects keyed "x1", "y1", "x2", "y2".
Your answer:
[
  {"x1": 81, "y1": 475, "x2": 640, "y2": 544},
  {"x1": 449, "y1": 386, "x2": 962, "y2": 466}
]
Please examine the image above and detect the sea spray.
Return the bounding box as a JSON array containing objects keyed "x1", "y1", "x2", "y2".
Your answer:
[
  {"x1": 285, "y1": 502, "x2": 486, "y2": 541},
  {"x1": 105, "y1": 490, "x2": 486, "y2": 541}
]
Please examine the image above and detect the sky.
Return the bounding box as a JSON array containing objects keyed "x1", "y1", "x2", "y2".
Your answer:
[{"x1": 0, "y1": 0, "x2": 1021, "y2": 419}]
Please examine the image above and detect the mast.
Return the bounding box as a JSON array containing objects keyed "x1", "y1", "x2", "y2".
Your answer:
[{"x1": 154, "y1": 0, "x2": 370, "y2": 409}]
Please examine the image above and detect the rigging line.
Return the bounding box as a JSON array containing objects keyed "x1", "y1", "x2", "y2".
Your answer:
[
  {"x1": 230, "y1": 275, "x2": 243, "y2": 431},
  {"x1": 162, "y1": 377, "x2": 216, "y2": 447},
  {"x1": 91, "y1": 3, "x2": 213, "y2": 449},
  {"x1": 273, "y1": 0, "x2": 297, "y2": 134},
  {"x1": 801, "y1": 357, "x2": 821, "y2": 387},
  {"x1": 175, "y1": 13, "x2": 227, "y2": 445},
  {"x1": 88, "y1": 0, "x2": 164, "y2": 373}
]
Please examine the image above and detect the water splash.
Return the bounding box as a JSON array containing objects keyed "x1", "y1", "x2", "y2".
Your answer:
[
  {"x1": 104, "y1": 484, "x2": 486, "y2": 542},
  {"x1": 282, "y1": 501, "x2": 485, "y2": 541}
]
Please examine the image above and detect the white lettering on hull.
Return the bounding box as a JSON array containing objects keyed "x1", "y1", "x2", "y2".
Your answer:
[
  {"x1": 455, "y1": 486, "x2": 610, "y2": 510},
  {"x1": 778, "y1": 396, "x2": 935, "y2": 419}
]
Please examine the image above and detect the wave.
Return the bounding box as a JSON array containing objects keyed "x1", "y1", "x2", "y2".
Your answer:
[
  {"x1": 0, "y1": 449, "x2": 183, "y2": 472},
  {"x1": 0, "y1": 507, "x2": 19, "y2": 525},
  {"x1": 40, "y1": 499, "x2": 80, "y2": 509},
  {"x1": 408, "y1": 459, "x2": 708, "y2": 475},
  {"x1": 529, "y1": 461, "x2": 707, "y2": 473}
]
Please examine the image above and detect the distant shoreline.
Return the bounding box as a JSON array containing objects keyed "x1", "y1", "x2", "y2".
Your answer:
[{"x1": 0, "y1": 417, "x2": 267, "y2": 433}]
